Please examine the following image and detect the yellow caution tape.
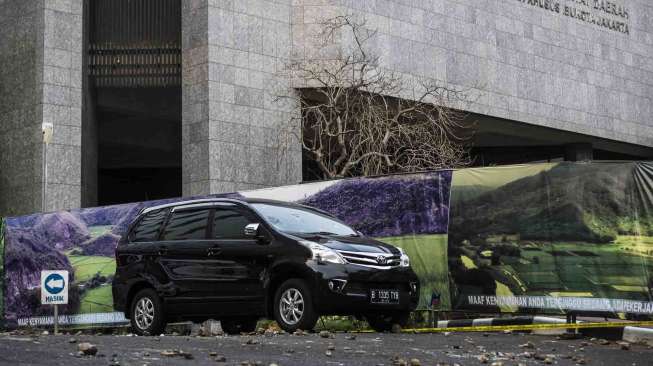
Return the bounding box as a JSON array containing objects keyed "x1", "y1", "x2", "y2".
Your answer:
[
  {"x1": 353, "y1": 321, "x2": 653, "y2": 333},
  {"x1": 404, "y1": 321, "x2": 653, "y2": 333}
]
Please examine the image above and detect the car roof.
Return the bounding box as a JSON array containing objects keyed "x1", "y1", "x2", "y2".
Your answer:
[{"x1": 139, "y1": 197, "x2": 320, "y2": 215}]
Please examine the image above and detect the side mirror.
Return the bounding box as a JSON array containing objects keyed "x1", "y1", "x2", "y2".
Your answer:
[{"x1": 244, "y1": 223, "x2": 260, "y2": 237}]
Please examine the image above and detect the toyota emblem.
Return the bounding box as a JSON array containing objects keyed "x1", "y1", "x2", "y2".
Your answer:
[{"x1": 376, "y1": 255, "x2": 387, "y2": 265}]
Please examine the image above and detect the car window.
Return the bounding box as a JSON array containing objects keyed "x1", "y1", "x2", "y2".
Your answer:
[
  {"x1": 212, "y1": 209, "x2": 252, "y2": 239},
  {"x1": 130, "y1": 209, "x2": 168, "y2": 242},
  {"x1": 162, "y1": 209, "x2": 210, "y2": 240}
]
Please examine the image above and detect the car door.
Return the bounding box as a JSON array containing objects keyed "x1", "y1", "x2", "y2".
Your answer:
[
  {"x1": 155, "y1": 206, "x2": 215, "y2": 314},
  {"x1": 208, "y1": 205, "x2": 273, "y2": 314}
]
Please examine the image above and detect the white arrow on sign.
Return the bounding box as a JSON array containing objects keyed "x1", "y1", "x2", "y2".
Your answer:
[{"x1": 47, "y1": 278, "x2": 64, "y2": 289}]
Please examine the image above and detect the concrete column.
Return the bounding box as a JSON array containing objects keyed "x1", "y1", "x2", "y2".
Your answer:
[
  {"x1": 41, "y1": 0, "x2": 84, "y2": 212},
  {"x1": 181, "y1": 0, "x2": 301, "y2": 197},
  {"x1": 564, "y1": 143, "x2": 593, "y2": 162},
  {"x1": 0, "y1": 0, "x2": 83, "y2": 216}
]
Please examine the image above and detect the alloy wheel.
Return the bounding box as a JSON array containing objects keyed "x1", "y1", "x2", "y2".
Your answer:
[
  {"x1": 279, "y1": 288, "x2": 304, "y2": 325},
  {"x1": 134, "y1": 297, "x2": 155, "y2": 330}
]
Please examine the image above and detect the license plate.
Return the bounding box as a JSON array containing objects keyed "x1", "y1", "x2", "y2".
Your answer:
[{"x1": 370, "y1": 289, "x2": 399, "y2": 304}]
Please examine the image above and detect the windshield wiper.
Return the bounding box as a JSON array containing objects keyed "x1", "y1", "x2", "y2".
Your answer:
[{"x1": 304, "y1": 231, "x2": 338, "y2": 236}]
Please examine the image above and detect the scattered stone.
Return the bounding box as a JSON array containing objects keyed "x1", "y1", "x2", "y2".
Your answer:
[
  {"x1": 245, "y1": 338, "x2": 259, "y2": 345},
  {"x1": 477, "y1": 355, "x2": 489, "y2": 363},
  {"x1": 618, "y1": 341, "x2": 630, "y2": 350},
  {"x1": 327, "y1": 343, "x2": 335, "y2": 351},
  {"x1": 543, "y1": 357, "x2": 553, "y2": 364},
  {"x1": 77, "y1": 342, "x2": 98, "y2": 356},
  {"x1": 491, "y1": 362, "x2": 503, "y2": 366},
  {"x1": 160, "y1": 349, "x2": 193, "y2": 359},
  {"x1": 325, "y1": 350, "x2": 332, "y2": 357},
  {"x1": 519, "y1": 341, "x2": 535, "y2": 349},
  {"x1": 503, "y1": 330, "x2": 513, "y2": 334},
  {"x1": 409, "y1": 358, "x2": 421, "y2": 366},
  {"x1": 319, "y1": 330, "x2": 332, "y2": 338},
  {"x1": 264, "y1": 329, "x2": 276, "y2": 338},
  {"x1": 391, "y1": 324, "x2": 402, "y2": 333},
  {"x1": 215, "y1": 355, "x2": 227, "y2": 362},
  {"x1": 345, "y1": 334, "x2": 357, "y2": 340},
  {"x1": 68, "y1": 338, "x2": 77, "y2": 344},
  {"x1": 209, "y1": 351, "x2": 217, "y2": 357},
  {"x1": 391, "y1": 357, "x2": 407, "y2": 366},
  {"x1": 598, "y1": 339, "x2": 610, "y2": 345},
  {"x1": 293, "y1": 329, "x2": 305, "y2": 336}
]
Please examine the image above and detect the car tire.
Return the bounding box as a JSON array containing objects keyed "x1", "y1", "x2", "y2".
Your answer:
[
  {"x1": 365, "y1": 311, "x2": 410, "y2": 333},
  {"x1": 273, "y1": 279, "x2": 318, "y2": 333},
  {"x1": 130, "y1": 288, "x2": 166, "y2": 336},
  {"x1": 221, "y1": 317, "x2": 259, "y2": 335}
]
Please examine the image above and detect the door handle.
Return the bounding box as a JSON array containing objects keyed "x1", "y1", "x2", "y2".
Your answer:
[
  {"x1": 207, "y1": 248, "x2": 222, "y2": 257},
  {"x1": 157, "y1": 247, "x2": 168, "y2": 256}
]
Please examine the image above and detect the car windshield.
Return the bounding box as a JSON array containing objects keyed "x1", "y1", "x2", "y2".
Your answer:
[{"x1": 251, "y1": 203, "x2": 357, "y2": 236}]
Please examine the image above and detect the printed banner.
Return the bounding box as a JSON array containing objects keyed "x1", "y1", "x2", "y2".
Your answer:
[
  {"x1": 448, "y1": 162, "x2": 653, "y2": 315},
  {"x1": 1, "y1": 173, "x2": 450, "y2": 326},
  {"x1": 2, "y1": 162, "x2": 653, "y2": 326}
]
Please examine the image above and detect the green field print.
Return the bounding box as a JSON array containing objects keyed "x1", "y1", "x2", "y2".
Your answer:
[
  {"x1": 78, "y1": 285, "x2": 114, "y2": 314},
  {"x1": 68, "y1": 254, "x2": 116, "y2": 313},
  {"x1": 69, "y1": 255, "x2": 115, "y2": 282},
  {"x1": 449, "y1": 162, "x2": 653, "y2": 313},
  {"x1": 378, "y1": 234, "x2": 449, "y2": 310}
]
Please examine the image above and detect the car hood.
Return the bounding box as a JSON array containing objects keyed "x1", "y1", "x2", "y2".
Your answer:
[{"x1": 291, "y1": 233, "x2": 400, "y2": 255}]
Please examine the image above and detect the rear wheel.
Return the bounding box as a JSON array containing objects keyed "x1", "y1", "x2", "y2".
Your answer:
[
  {"x1": 365, "y1": 311, "x2": 410, "y2": 332},
  {"x1": 221, "y1": 317, "x2": 259, "y2": 335},
  {"x1": 130, "y1": 288, "x2": 166, "y2": 336},
  {"x1": 273, "y1": 279, "x2": 318, "y2": 333}
]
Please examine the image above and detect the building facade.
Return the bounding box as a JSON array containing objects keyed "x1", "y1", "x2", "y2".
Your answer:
[{"x1": 0, "y1": 0, "x2": 652, "y2": 216}]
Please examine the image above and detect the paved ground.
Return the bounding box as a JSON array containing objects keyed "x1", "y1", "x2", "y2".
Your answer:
[{"x1": 0, "y1": 330, "x2": 651, "y2": 365}]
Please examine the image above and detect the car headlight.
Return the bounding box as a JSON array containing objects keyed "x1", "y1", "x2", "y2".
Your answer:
[
  {"x1": 398, "y1": 247, "x2": 410, "y2": 267},
  {"x1": 299, "y1": 240, "x2": 345, "y2": 264}
]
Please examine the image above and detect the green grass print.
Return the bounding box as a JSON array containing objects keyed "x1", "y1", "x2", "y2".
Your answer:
[
  {"x1": 68, "y1": 255, "x2": 116, "y2": 283},
  {"x1": 377, "y1": 234, "x2": 450, "y2": 310}
]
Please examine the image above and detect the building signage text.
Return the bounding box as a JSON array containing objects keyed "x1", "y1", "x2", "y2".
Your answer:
[{"x1": 517, "y1": 0, "x2": 630, "y2": 35}]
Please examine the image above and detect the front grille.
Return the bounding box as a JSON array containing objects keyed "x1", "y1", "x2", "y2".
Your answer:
[{"x1": 337, "y1": 250, "x2": 400, "y2": 268}]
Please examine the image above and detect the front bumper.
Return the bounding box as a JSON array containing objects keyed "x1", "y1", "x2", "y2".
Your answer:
[{"x1": 309, "y1": 262, "x2": 420, "y2": 314}]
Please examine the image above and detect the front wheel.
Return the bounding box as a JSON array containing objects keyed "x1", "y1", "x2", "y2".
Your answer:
[
  {"x1": 130, "y1": 288, "x2": 166, "y2": 336},
  {"x1": 365, "y1": 311, "x2": 410, "y2": 332},
  {"x1": 273, "y1": 279, "x2": 318, "y2": 333}
]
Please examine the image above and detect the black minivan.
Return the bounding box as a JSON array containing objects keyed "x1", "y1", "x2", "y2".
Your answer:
[{"x1": 112, "y1": 198, "x2": 420, "y2": 335}]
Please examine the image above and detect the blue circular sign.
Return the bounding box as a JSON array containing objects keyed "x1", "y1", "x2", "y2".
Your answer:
[{"x1": 44, "y1": 273, "x2": 65, "y2": 294}]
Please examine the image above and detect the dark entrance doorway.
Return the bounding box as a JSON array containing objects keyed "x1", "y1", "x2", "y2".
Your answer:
[{"x1": 84, "y1": 0, "x2": 182, "y2": 206}]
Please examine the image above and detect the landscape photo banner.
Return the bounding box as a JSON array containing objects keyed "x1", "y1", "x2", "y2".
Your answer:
[
  {"x1": 3, "y1": 162, "x2": 653, "y2": 327},
  {"x1": 448, "y1": 162, "x2": 653, "y2": 315},
  {"x1": 1, "y1": 172, "x2": 451, "y2": 326}
]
